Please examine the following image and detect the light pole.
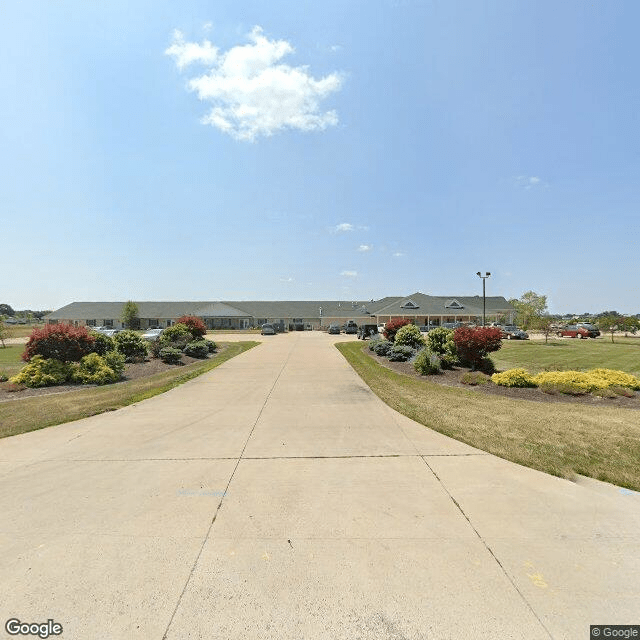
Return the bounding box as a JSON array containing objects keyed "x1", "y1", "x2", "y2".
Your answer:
[
  {"x1": 319, "y1": 307, "x2": 322, "y2": 330},
  {"x1": 476, "y1": 272, "x2": 491, "y2": 326}
]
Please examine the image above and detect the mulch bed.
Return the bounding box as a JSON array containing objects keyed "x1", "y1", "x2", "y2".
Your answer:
[
  {"x1": 366, "y1": 347, "x2": 640, "y2": 410},
  {"x1": 0, "y1": 353, "x2": 219, "y2": 402}
]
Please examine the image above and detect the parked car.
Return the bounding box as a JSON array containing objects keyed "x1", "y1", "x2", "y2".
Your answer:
[
  {"x1": 357, "y1": 324, "x2": 379, "y2": 340},
  {"x1": 557, "y1": 324, "x2": 599, "y2": 339},
  {"x1": 343, "y1": 320, "x2": 358, "y2": 334},
  {"x1": 500, "y1": 325, "x2": 529, "y2": 340},
  {"x1": 577, "y1": 323, "x2": 601, "y2": 337},
  {"x1": 96, "y1": 328, "x2": 119, "y2": 337},
  {"x1": 141, "y1": 328, "x2": 163, "y2": 341},
  {"x1": 328, "y1": 324, "x2": 341, "y2": 335},
  {"x1": 261, "y1": 323, "x2": 276, "y2": 335},
  {"x1": 442, "y1": 321, "x2": 464, "y2": 330}
]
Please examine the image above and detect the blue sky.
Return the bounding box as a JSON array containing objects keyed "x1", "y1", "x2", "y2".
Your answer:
[{"x1": 2, "y1": 0, "x2": 639, "y2": 314}]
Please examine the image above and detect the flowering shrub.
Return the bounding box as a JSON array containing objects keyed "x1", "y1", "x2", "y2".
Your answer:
[
  {"x1": 114, "y1": 330, "x2": 148, "y2": 362},
  {"x1": 11, "y1": 356, "x2": 73, "y2": 387},
  {"x1": 383, "y1": 318, "x2": 413, "y2": 342},
  {"x1": 176, "y1": 316, "x2": 207, "y2": 339},
  {"x1": 453, "y1": 326, "x2": 502, "y2": 370},
  {"x1": 491, "y1": 368, "x2": 536, "y2": 388},
  {"x1": 22, "y1": 324, "x2": 95, "y2": 362},
  {"x1": 72, "y1": 352, "x2": 123, "y2": 385},
  {"x1": 426, "y1": 327, "x2": 457, "y2": 368},
  {"x1": 394, "y1": 324, "x2": 426, "y2": 349},
  {"x1": 413, "y1": 349, "x2": 441, "y2": 375}
]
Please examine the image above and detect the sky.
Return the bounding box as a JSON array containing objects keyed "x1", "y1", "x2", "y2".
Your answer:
[{"x1": 1, "y1": 0, "x2": 639, "y2": 314}]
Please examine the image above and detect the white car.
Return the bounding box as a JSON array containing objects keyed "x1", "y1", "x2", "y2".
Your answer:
[
  {"x1": 261, "y1": 324, "x2": 276, "y2": 335},
  {"x1": 141, "y1": 328, "x2": 163, "y2": 341}
]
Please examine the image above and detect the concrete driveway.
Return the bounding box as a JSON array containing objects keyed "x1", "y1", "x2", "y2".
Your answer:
[{"x1": 0, "y1": 332, "x2": 638, "y2": 639}]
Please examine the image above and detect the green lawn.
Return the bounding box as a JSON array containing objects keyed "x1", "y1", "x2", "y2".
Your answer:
[
  {"x1": 0, "y1": 345, "x2": 25, "y2": 377},
  {"x1": 0, "y1": 341, "x2": 259, "y2": 440},
  {"x1": 493, "y1": 338, "x2": 640, "y2": 376},
  {"x1": 336, "y1": 341, "x2": 640, "y2": 491}
]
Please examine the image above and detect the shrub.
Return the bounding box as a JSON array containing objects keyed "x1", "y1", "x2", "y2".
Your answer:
[
  {"x1": 539, "y1": 381, "x2": 588, "y2": 396},
  {"x1": 72, "y1": 353, "x2": 122, "y2": 385},
  {"x1": 183, "y1": 340, "x2": 209, "y2": 359},
  {"x1": 531, "y1": 371, "x2": 607, "y2": 393},
  {"x1": 426, "y1": 327, "x2": 457, "y2": 368},
  {"x1": 453, "y1": 326, "x2": 502, "y2": 370},
  {"x1": 103, "y1": 350, "x2": 126, "y2": 377},
  {"x1": 373, "y1": 340, "x2": 393, "y2": 356},
  {"x1": 0, "y1": 372, "x2": 7, "y2": 382},
  {"x1": 460, "y1": 371, "x2": 489, "y2": 385},
  {"x1": 176, "y1": 316, "x2": 207, "y2": 339},
  {"x1": 89, "y1": 331, "x2": 115, "y2": 356},
  {"x1": 11, "y1": 356, "x2": 73, "y2": 387},
  {"x1": 610, "y1": 385, "x2": 635, "y2": 398},
  {"x1": 394, "y1": 324, "x2": 426, "y2": 350},
  {"x1": 160, "y1": 323, "x2": 192, "y2": 350},
  {"x1": 587, "y1": 368, "x2": 640, "y2": 390},
  {"x1": 159, "y1": 347, "x2": 183, "y2": 364},
  {"x1": 22, "y1": 324, "x2": 95, "y2": 362},
  {"x1": 492, "y1": 368, "x2": 536, "y2": 388},
  {"x1": 207, "y1": 340, "x2": 217, "y2": 353},
  {"x1": 593, "y1": 387, "x2": 617, "y2": 399},
  {"x1": 388, "y1": 344, "x2": 414, "y2": 362},
  {"x1": 369, "y1": 337, "x2": 382, "y2": 352},
  {"x1": 114, "y1": 330, "x2": 148, "y2": 362},
  {"x1": 383, "y1": 318, "x2": 413, "y2": 342},
  {"x1": 413, "y1": 348, "x2": 441, "y2": 375}
]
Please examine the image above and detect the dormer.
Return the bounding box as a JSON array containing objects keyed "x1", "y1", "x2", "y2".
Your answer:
[
  {"x1": 444, "y1": 299, "x2": 464, "y2": 310},
  {"x1": 400, "y1": 300, "x2": 419, "y2": 310}
]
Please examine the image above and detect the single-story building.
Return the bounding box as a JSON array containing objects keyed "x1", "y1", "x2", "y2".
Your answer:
[{"x1": 45, "y1": 293, "x2": 514, "y2": 330}]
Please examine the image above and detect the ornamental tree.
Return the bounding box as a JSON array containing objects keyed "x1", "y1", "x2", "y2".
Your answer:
[
  {"x1": 176, "y1": 315, "x2": 207, "y2": 338},
  {"x1": 383, "y1": 318, "x2": 413, "y2": 342},
  {"x1": 453, "y1": 326, "x2": 502, "y2": 370},
  {"x1": 22, "y1": 323, "x2": 95, "y2": 362},
  {"x1": 121, "y1": 301, "x2": 140, "y2": 329}
]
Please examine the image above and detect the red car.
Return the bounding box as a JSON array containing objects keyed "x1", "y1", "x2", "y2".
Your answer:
[{"x1": 557, "y1": 324, "x2": 600, "y2": 339}]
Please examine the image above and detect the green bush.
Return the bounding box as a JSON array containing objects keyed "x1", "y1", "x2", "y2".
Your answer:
[
  {"x1": 593, "y1": 387, "x2": 617, "y2": 399},
  {"x1": 89, "y1": 331, "x2": 116, "y2": 356},
  {"x1": 394, "y1": 324, "x2": 426, "y2": 350},
  {"x1": 369, "y1": 337, "x2": 382, "y2": 352},
  {"x1": 161, "y1": 323, "x2": 192, "y2": 344},
  {"x1": 183, "y1": 340, "x2": 209, "y2": 359},
  {"x1": 206, "y1": 340, "x2": 217, "y2": 353},
  {"x1": 413, "y1": 349, "x2": 441, "y2": 375},
  {"x1": 388, "y1": 345, "x2": 414, "y2": 362},
  {"x1": 373, "y1": 340, "x2": 392, "y2": 356},
  {"x1": 159, "y1": 346, "x2": 183, "y2": 364},
  {"x1": 11, "y1": 356, "x2": 72, "y2": 387},
  {"x1": 538, "y1": 381, "x2": 588, "y2": 396},
  {"x1": 103, "y1": 350, "x2": 126, "y2": 377},
  {"x1": 114, "y1": 330, "x2": 148, "y2": 363},
  {"x1": 72, "y1": 352, "x2": 122, "y2": 385},
  {"x1": 426, "y1": 328, "x2": 457, "y2": 368},
  {"x1": 491, "y1": 368, "x2": 536, "y2": 388},
  {"x1": 610, "y1": 385, "x2": 635, "y2": 398},
  {"x1": 0, "y1": 372, "x2": 8, "y2": 382},
  {"x1": 460, "y1": 371, "x2": 489, "y2": 385}
]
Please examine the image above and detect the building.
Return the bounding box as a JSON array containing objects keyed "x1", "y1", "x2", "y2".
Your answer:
[{"x1": 45, "y1": 293, "x2": 514, "y2": 330}]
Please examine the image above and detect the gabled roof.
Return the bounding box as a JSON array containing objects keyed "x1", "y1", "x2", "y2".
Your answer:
[
  {"x1": 373, "y1": 292, "x2": 514, "y2": 316},
  {"x1": 194, "y1": 302, "x2": 251, "y2": 317}
]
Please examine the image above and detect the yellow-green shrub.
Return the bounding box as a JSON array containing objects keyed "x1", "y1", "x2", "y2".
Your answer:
[
  {"x1": 532, "y1": 369, "x2": 640, "y2": 392},
  {"x1": 72, "y1": 352, "x2": 123, "y2": 385},
  {"x1": 587, "y1": 368, "x2": 640, "y2": 390},
  {"x1": 11, "y1": 356, "x2": 73, "y2": 387},
  {"x1": 491, "y1": 368, "x2": 536, "y2": 387}
]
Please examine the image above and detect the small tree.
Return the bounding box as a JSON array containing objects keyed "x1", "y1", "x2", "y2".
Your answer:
[
  {"x1": 598, "y1": 315, "x2": 636, "y2": 343},
  {"x1": 383, "y1": 318, "x2": 413, "y2": 342},
  {"x1": 453, "y1": 326, "x2": 502, "y2": 371},
  {"x1": 176, "y1": 315, "x2": 207, "y2": 339},
  {"x1": 529, "y1": 315, "x2": 554, "y2": 344},
  {"x1": 121, "y1": 301, "x2": 140, "y2": 329},
  {"x1": 509, "y1": 291, "x2": 548, "y2": 330},
  {"x1": 0, "y1": 320, "x2": 7, "y2": 348}
]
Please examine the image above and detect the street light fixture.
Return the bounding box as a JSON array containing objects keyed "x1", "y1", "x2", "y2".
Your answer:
[{"x1": 476, "y1": 272, "x2": 491, "y2": 326}]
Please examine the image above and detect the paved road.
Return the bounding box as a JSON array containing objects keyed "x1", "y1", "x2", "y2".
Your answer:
[{"x1": 1, "y1": 332, "x2": 638, "y2": 639}]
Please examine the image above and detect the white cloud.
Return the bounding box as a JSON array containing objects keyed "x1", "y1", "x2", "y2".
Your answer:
[
  {"x1": 333, "y1": 223, "x2": 354, "y2": 232},
  {"x1": 357, "y1": 244, "x2": 372, "y2": 252},
  {"x1": 515, "y1": 175, "x2": 544, "y2": 190},
  {"x1": 203, "y1": 22, "x2": 213, "y2": 33},
  {"x1": 280, "y1": 277, "x2": 294, "y2": 282},
  {"x1": 165, "y1": 30, "x2": 219, "y2": 71},
  {"x1": 341, "y1": 270, "x2": 358, "y2": 277},
  {"x1": 166, "y1": 26, "x2": 344, "y2": 141},
  {"x1": 393, "y1": 252, "x2": 405, "y2": 257}
]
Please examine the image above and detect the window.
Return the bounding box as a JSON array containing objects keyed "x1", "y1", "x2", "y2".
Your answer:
[{"x1": 401, "y1": 300, "x2": 419, "y2": 309}]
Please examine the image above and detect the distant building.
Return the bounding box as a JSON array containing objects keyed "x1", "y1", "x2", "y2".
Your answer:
[{"x1": 45, "y1": 292, "x2": 514, "y2": 330}]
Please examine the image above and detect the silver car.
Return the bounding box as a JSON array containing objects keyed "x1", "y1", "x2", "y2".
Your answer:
[
  {"x1": 141, "y1": 328, "x2": 163, "y2": 341},
  {"x1": 261, "y1": 323, "x2": 276, "y2": 335}
]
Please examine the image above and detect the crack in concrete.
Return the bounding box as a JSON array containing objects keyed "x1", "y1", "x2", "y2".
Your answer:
[{"x1": 419, "y1": 456, "x2": 555, "y2": 640}]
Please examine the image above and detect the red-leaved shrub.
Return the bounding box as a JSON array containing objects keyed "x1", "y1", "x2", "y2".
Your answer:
[
  {"x1": 453, "y1": 326, "x2": 502, "y2": 369},
  {"x1": 22, "y1": 324, "x2": 95, "y2": 362},
  {"x1": 383, "y1": 318, "x2": 413, "y2": 342},
  {"x1": 176, "y1": 316, "x2": 207, "y2": 338}
]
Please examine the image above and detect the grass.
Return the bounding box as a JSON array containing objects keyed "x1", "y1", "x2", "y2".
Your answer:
[
  {"x1": 0, "y1": 345, "x2": 25, "y2": 377},
  {"x1": 493, "y1": 338, "x2": 640, "y2": 376},
  {"x1": 3, "y1": 324, "x2": 43, "y2": 339},
  {"x1": 0, "y1": 341, "x2": 259, "y2": 440},
  {"x1": 336, "y1": 342, "x2": 640, "y2": 491}
]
